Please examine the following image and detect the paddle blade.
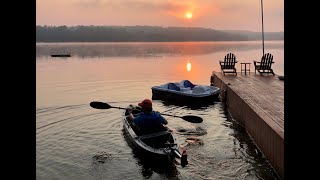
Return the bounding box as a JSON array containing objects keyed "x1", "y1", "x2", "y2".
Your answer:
[
  {"x1": 181, "y1": 115, "x2": 203, "y2": 123},
  {"x1": 90, "y1": 101, "x2": 112, "y2": 109}
]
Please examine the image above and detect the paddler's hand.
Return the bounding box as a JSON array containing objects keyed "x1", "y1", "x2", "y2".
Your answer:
[{"x1": 127, "y1": 107, "x2": 133, "y2": 114}]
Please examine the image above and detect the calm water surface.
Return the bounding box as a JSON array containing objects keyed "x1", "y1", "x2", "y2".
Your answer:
[{"x1": 36, "y1": 41, "x2": 283, "y2": 179}]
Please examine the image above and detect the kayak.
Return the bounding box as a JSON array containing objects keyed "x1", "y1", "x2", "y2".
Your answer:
[{"x1": 121, "y1": 105, "x2": 185, "y2": 163}]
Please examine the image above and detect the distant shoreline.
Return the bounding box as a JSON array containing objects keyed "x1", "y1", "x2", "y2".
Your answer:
[
  {"x1": 36, "y1": 25, "x2": 283, "y2": 42},
  {"x1": 36, "y1": 40, "x2": 284, "y2": 43}
]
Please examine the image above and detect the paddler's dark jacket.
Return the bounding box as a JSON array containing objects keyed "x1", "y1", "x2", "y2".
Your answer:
[{"x1": 133, "y1": 111, "x2": 167, "y2": 133}]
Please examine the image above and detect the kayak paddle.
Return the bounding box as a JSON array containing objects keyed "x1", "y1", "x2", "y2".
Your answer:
[{"x1": 90, "y1": 101, "x2": 203, "y2": 123}]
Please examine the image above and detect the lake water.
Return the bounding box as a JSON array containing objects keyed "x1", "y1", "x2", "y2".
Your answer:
[{"x1": 36, "y1": 41, "x2": 283, "y2": 179}]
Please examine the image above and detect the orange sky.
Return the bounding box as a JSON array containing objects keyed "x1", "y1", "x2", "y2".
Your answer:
[{"x1": 36, "y1": 0, "x2": 283, "y2": 32}]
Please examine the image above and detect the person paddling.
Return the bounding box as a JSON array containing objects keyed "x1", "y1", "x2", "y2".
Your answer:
[{"x1": 127, "y1": 99, "x2": 168, "y2": 134}]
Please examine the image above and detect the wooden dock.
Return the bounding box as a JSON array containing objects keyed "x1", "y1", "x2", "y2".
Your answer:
[{"x1": 210, "y1": 71, "x2": 284, "y2": 179}]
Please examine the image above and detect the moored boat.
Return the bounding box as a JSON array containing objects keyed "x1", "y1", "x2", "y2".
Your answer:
[
  {"x1": 122, "y1": 104, "x2": 185, "y2": 164},
  {"x1": 51, "y1": 54, "x2": 71, "y2": 57},
  {"x1": 151, "y1": 80, "x2": 220, "y2": 103}
]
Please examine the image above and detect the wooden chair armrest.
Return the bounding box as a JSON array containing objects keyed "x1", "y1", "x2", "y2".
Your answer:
[{"x1": 253, "y1": 61, "x2": 260, "y2": 65}]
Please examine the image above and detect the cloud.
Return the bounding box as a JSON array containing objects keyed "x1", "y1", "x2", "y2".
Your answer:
[
  {"x1": 37, "y1": 0, "x2": 283, "y2": 31},
  {"x1": 71, "y1": 0, "x2": 108, "y2": 9},
  {"x1": 71, "y1": 0, "x2": 193, "y2": 13}
]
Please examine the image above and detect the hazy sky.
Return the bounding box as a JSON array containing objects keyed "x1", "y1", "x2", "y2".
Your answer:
[{"x1": 36, "y1": 0, "x2": 283, "y2": 32}]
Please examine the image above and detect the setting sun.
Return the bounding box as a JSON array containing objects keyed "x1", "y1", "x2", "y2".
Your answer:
[{"x1": 185, "y1": 12, "x2": 193, "y2": 19}]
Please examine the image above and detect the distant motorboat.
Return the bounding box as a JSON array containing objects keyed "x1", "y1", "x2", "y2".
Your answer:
[{"x1": 51, "y1": 54, "x2": 71, "y2": 57}]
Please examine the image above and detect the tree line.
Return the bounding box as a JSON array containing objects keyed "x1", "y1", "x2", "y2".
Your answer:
[{"x1": 36, "y1": 25, "x2": 283, "y2": 42}]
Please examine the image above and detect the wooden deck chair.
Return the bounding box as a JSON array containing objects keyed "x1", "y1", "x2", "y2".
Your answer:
[
  {"x1": 219, "y1": 53, "x2": 237, "y2": 75},
  {"x1": 253, "y1": 53, "x2": 275, "y2": 75}
]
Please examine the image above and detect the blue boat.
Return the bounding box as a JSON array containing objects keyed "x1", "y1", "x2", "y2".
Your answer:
[{"x1": 151, "y1": 80, "x2": 220, "y2": 103}]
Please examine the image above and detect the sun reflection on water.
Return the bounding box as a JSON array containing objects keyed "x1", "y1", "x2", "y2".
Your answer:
[{"x1": 187, "y1": 60, "x2": 191, "y2": 71}]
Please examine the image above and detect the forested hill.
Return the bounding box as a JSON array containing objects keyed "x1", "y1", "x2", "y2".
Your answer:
[{"x1": 36, "y1": 25, "x2": 284, "y2": 42}]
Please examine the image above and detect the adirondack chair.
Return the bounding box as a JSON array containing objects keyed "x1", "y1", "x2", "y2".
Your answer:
[
  {"x1": 219, "y1": 53, "x2": 237, "y2": 75},
  {"x1": 253, "y1": 53, "x2": 275, "y2": 75}
]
